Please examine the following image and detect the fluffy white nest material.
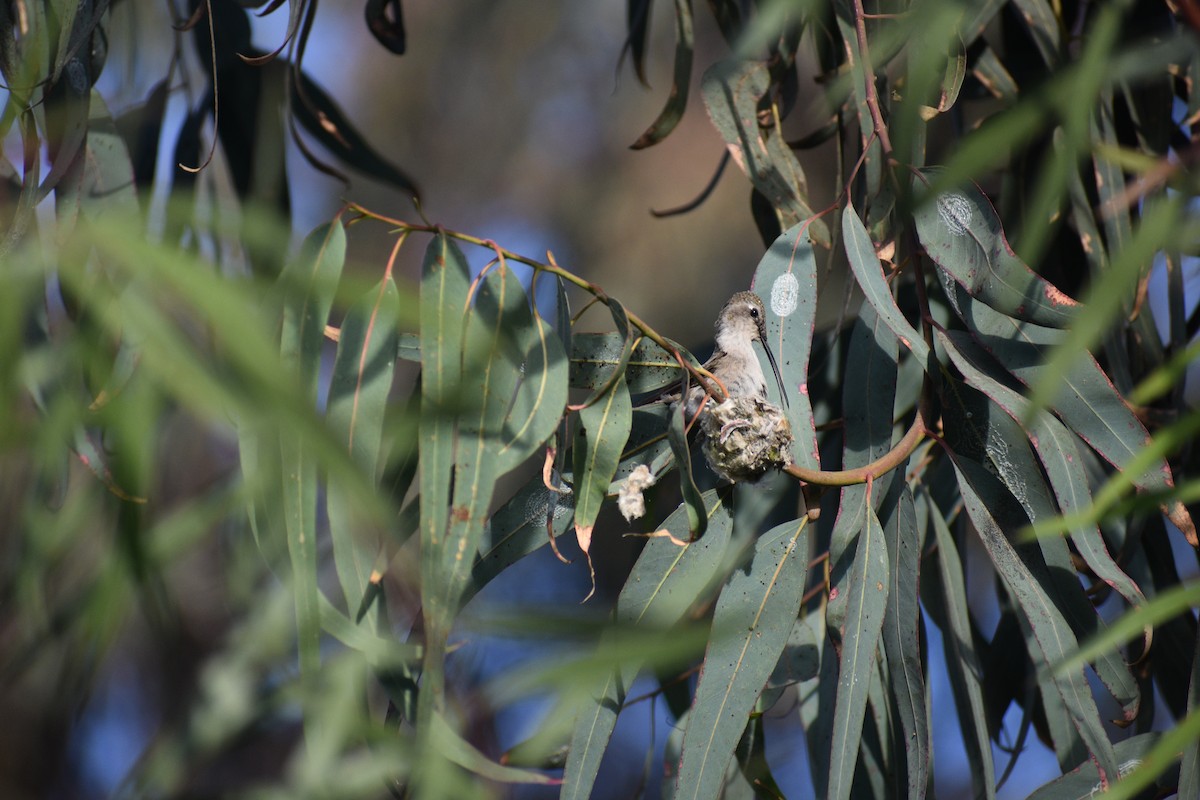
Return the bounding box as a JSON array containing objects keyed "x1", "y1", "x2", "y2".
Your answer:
[
  {"x1": 700, "y1": 397, "x2": 793, "y2": 483},
  {"x1": 618, "y1": 464, "x2": 657, "y2": 521}
]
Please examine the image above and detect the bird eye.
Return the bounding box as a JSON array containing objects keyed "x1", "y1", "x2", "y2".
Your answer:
[{"x1": 749, "y1": 306, "x2": 760, "y2": 318}]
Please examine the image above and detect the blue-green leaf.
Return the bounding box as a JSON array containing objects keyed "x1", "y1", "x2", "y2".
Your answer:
[
  {"x1": 326, "y1": 276, "x2": 400, "y2": 619},
  {"x1": 675, "y1": 515, "x2": 811, "y2": 798},
  {"x1": 279, "y1": 221, "x2": 347, "y2": 688},
  {"x1": 572, "y1": 370, "x2": 633, "y2": 533},
  {"x1": 561, "y1": 489, "x2": 733, "y2": 800},
  {"x1": 954, "y1": 295, "x2": 1194, "y2": 543},
  {"x1": 881, "y1": 487, "x2": 929, "y2": 799},
  {"x1": 949, "y1": 452, "x2": 1119, "y2": 781},
  {"x1": 918, "y1": 489, "x2": 996, "y2": 800},
  {"x1": 1025, "y1": 732, "x2": 1180, "y2": 800},
  {"x1": 750, "y1": 218, "x2": 820, "y2": 468},
  {"x1": 417, "y1": 232, "x2": 471, "y2": 712},
  {"x1": 701, "y1": 59, "x2": 829, "y2": 245},
  {"x1": 570, "y1": 332, "x2": 691, "y2": 394},
  {"x1": 913, "y1": 171, "x2": 1080, "y2": 328},
  {"x1": 630, "y1": 0, "x2": 694, "y2": 149},
  {"x1": 667, "y1": 398, "x2": 707, "y2": 539},
  {"x1": 938, "y1": 329, "x2": 1146, "y2": 612},
  {"x1": 842, "y1": 205, "x2": 931, "y2": 369},
  {"x1": 827, "y1": 501, "x2": 890, "y2": 800}
]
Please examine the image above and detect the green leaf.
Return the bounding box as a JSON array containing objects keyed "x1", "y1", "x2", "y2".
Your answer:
[
  {"x1": 667, "y1": 398, "x2": 707, "y2": 539},
  {"x1": 1026, "y1": 197, "x2": 1181, "y2": 414},
  {"x1": 675, "y1": 515, "x2": 811, "y2": 798},
  {"x1": 949, "y1": 452, "x2": 1119, "y2": 781},
  {"x1": 827, "y1": 500, "x2": 890, "y2": 800},
  {"x1": 972, "y1": 46, "x2": 1018, "y2": 100},
  {"x1": 466, "y1": 475, "x2": 576, "y2": 604},
  {"x1": 293, "y1": 71, "x2": 421, "y2": 198},
  {"x1": 1025, "y1": 732, "x2": 1182, "y2": 800},
  {"x1": 279, "y1": 221, "x2": 347, "y2": 691},
  {"x1": 913, "y1": 170, "x2": 1080, "y2": 329},
  {"x1": 560, "y1": 489, "x2": 733, "y2": 800},
  {"x1": 827, "y1": 305, "x2": 898, "y2": 594},
  {"x1": 1053, "y1": 581, "x2": 1200, "y2": 678},
  {"x1": 326, "y1": 276, "x2": 400, "y2": 618},
  {"x1": 1179, "y1": 632, "x2": 1200, "y2": 798},
  {"x1": 431, "y1": 712, "x2": 559, "y2": 786},
  {"x1": 572, "y1": 370, "x2": 633, "y2": 533},
  {"x1": 417, "y1": 232, "x2": 471, "y2": 711},
  {"x1": 701, "y1": 59, "x2": 829, "y2": 246},
  {"x1": 954, "y1": 373, "x2": 1140, "y2": 719},
  {"x1": 569, "y1": 332, "x2": 692, "y2": 394},
  {"x1": 750, "y1": 217, "x2": 821, "y2": 468},
  {"x1": 630, "y1": 0, "x2": 694, "y2": 149},
  {"x1": 918, "y1": 489, "x2": 996, "y2": 800},
  {"x1": 938, "y1": 329, "x2": 1147, "y2": 613},
  {"x1": 880, "y1": 488, "x2": 929, "y2": 799},
  {"x1": 55, "y1": 91, "x2": 140, "y2": 230},
  {"x1": 833, "y1": 0, "x2": 884, "y2": 201},
  {"x1": 492, "y1": 276, "x2": 569, "y2": 476},
  {"x1": 842, "y1": 205, "x2": 931, "y2": 369},
  {"x1": 845, "y1": 305, "x2": 899, "y2": 469},
  {"x1": 1011, "y1": 0, "x2": 1061, "y2": 66},
  {"x1": 953, "y1": 296, "x2": 1191, "y2": 542},
  {"x1": 442, "y1": 264, "x2": 549, "y2": 608}
]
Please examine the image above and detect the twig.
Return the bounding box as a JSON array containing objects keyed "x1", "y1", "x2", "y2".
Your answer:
[{"x1": 851, "y1": 0, "x2": 895, "y2": 162}]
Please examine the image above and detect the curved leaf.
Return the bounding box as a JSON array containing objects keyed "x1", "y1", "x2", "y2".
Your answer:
[
  {"x1": 701, "y1": 59, "x2": 829, "y2": 245},
  {"x1": 493, "y1": 273, "x2": 569, "y2": 474},
  {"x1": 949, "y1": 452, "x2": 1120, "y2": 782},
  {"x1": 326, "y1": 276, "x2": 400, "y2": 617},
  {"x1": 561, "y1": 489, "x2": 734, "y2": 800},
  {"x1": 675, "y1": 515, "x2": 811, "y2": 797},
  {"x1": 467, "y1": 475, "x2": 576, "y2": 604},
  {"x1": 842, "y1": 205, "x2": 932, "y2": 369},
  {"x1": 750, "y1": 217, "x2": 820, "y2": 468},
  {"x1": 880, "y1": 487, "x2": 929, "y2": 799},
  {"x1": 570, "y1": 332, "x2": 692, "y2": 394},
  {"x1": 442, "y1": 264, "x2": 551, "y2": 611},
  {"x1": 1025, "y1": 732, "x2": 1179, "y2": 800},
  {"x1": 955, "y1": 295, "x2": 1194, "y2": 543},
  {"x1": 572, "y1": 370, "x2": 633, "y2": 533},
  {"x1": 667, "y1": 398, "x2": 706, "y2": 539},
  {"x1": 913, "y1": 170, "x2": 1080, "y2": 328},
  {"x1": 827, "y1": 501, "x2": 890, "y2": 800},
  {"x1": 365, "y1": 0, "x2": 406, "y2": 54},
  {"x1": 279, "y1": 221, "x2": 347, "y2": 693},
  {"x1": 939, "y1": 329, "x2": 1146, "y2": 612},
  {"x1": 918, "y1": 489, "x2": 996, "y2": 800},
  {"x1": 293, "y1": 70, "x2": 420, "y2": 197},
  {"x1": 1011, "y1": 0, "x2": 1061, "y2": 66},
  {"x1": 418, "y1": 232, "x2": 470, "y2": 631},
  {"x1": 630, "y1": 0, "x2": 694, "y2": 149}
]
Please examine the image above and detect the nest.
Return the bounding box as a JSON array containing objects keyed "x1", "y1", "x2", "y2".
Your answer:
[{"x1": 699, "y1": 397, "x2": 793, "y2": 483}]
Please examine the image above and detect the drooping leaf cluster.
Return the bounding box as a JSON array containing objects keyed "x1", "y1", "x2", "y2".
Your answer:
[{"x1": 1, "y1": 0, "x2": 1199, "y2": 798}]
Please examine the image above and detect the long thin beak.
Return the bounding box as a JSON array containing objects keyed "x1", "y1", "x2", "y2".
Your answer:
[{"x1": 760, "y1": 336, "x2": 790, "y2": 409}]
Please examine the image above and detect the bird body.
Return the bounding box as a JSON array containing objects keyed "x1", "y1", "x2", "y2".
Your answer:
[{"x1": 684, "y1": 291, "x2": 788, "y2": 419}]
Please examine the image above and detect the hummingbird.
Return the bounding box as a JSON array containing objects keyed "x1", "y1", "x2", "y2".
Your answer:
[{"x1": 682, "y1": 290, "x2": 790, "y2": 421}]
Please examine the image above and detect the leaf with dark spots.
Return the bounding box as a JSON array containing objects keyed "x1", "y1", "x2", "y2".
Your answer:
[{"x1": 366, "y1": 0, "x2": 406, "y2": 54}]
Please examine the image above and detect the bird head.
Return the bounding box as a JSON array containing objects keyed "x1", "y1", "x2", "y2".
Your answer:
[{"x1": 716, "y1": 291, "x2": 789, "y2": 408}]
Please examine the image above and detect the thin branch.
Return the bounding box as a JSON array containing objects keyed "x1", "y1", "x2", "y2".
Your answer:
[{"x1": 851, "y1": 0, "x2": 894, "y2": 162}]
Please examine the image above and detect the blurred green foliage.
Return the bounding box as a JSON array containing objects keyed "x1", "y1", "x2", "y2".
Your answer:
[{"x1": 2, "y1": 0, "x2": 1199, "y2": 798}]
